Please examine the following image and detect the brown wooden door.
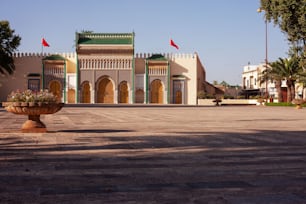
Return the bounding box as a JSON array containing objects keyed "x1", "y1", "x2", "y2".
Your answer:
[
  {"x1": 97, "y1": 78, "x2": 114, "y2": 103},
  {"x1": 150, "y1": 79, "x2": 163, "y2": 104},
  {"x1": 119, "y1": 81, "x2": 129, "y2": 103},
  {"x1": 67, "y1": 88, "x2": 75, "y2": 103},
  {"x1": 175, "y1": 90, "x2": 182, "y2": 104},
  {"x1": 82, "y1": 82, "x2": 91, "y2": 103},
  {"x1": 135, "y1": 89, "x2": 144, "y2": 103},
  {"x1": 49, "y1": 80, "x2": 61, "y2": 102}
]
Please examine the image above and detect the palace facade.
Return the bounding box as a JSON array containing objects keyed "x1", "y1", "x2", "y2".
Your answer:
[{"x1": 0, "y1": 32, "x2": 219, "y2": 105}]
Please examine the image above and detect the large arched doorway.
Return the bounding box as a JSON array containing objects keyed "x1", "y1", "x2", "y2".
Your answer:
[
  {"x1": 150, "y1": 79, "x2": 163, "y2": 104},
  {"x1": 97, "y1": 77, "x2": 114, "y2": 103},
  {"x1": 81, "y1": 81, "x2": 91, "y2": 103},
  {"x1": 49, "y1": 80, "x2": 62, "y2": 102},
  {"x1": 118, "y1": 81, "x2": 129, "y2": 103}
]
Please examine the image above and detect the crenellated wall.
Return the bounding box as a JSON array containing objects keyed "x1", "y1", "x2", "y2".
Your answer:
[
  {"x1": 12, "y1": 52, "x2": 77, "y2": 58},
  {"x1": 134, "y1": 53, "x2": 196, "y2": 59},
  {"x1": 11, "y1": 52, "x2": 195, "y2": 60}
]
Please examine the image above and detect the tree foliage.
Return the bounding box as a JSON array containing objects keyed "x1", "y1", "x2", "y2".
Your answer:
[
  {"x1": 0, "y1": 21, "x2": 21, "y2": 75},
  {"x1": 260, "y1": 0, "x2": 306, "y2": 70},
  {"x1": 260, "y1": 0, "x2": 305, "y2": 45}
]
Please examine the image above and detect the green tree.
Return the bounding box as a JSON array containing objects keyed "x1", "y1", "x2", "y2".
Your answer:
[
  {"x1": 0, "y1": 21, "x2": 21, "y2": 75},
  {"x1": 259, "y1": 62, "x2": 283, "y2": 101},
  {"x1": 220, "y1": 80, "x2": 230, "y2": 87},
  {"x1": 260, "y1": 57, "x2": 302, "y2": 102},
  {"x1": 260, "y1": 0, "x2": 306, "y2": 66}
]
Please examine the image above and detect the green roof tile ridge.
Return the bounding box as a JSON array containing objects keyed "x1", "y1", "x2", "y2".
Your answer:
[{"x1": 77, "y1": 32, "x2": 134, "y2": 45}]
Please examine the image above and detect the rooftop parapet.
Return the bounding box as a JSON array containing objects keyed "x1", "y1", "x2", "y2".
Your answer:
[
  {"x1": 12, "y1": 52, "x2": 198, "y2": 62},
  {"x1": 135, "y1": 53, "x2": 197, "y2": 59},
  {"x1": 12, "y1": 52, "x2": 76, "y2": 58}
]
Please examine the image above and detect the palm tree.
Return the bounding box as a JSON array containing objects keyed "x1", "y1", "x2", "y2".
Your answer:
[
  {"x1": 261, "y1": 61, "x2": 284, "y2": 102},
  {"x1": 0, "y1": 21, "x2": 21, "y2": 75},
  {"x1": 261, "y1": 57, "x2": 302, "y2": 102},
  {"x1": 278, "y1": 57, "x2": 301, "y2": 102}
]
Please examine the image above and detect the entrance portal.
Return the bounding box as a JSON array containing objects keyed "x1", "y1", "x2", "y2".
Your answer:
[
  {"x1": 119, "y1": 81, "x2": 129, "y2": 103},
  {"x1": 97, "y1": 78, "x2": 114, "y2": 103},
  {"x1": 81, "y1": 82, "x2": 91, "y2": 103},
  {"x1": 150, "y1": 79, "x2": 163, "y2": 104},
  {"x1": 49, "y1": 80, "x2": 62, "y2": 102}
]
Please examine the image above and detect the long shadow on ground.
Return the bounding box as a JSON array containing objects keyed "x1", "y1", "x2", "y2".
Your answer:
[{"x1": 0, "y1": 130, "x2": 306, "y2": 203}]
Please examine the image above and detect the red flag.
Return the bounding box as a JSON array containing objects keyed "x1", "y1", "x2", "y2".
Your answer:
[
  {"x1": 42, "y1": 38, "x2": 50, "y2": 47},
  {"x1": 170, "y1": 39, "x2": 179, "y2": 49}
]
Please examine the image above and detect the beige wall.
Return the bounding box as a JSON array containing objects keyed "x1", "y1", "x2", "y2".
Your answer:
[
  {"x1": 169, "y1": 53, "x2": 199, "y2": 105},
  {"x1": 0, "y1": 54, "x2": 43, "y2": 102},
  {"x1": 66, "y1": 55, "x2": 77, "y2": 73},
  {"x1": 134, "y1": 58, "x2": 145, "y2": 74}
]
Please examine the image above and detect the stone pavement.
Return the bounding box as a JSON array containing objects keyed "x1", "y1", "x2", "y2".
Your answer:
[{"x1": 0, "y1": 105, "x2": 306, "y2": 204}]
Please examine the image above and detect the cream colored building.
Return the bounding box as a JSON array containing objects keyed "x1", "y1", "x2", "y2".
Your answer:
[
  {"x1": 242, "y1": 63, "x2": 285, "y2": 99},
  {"x1": 0, "y1": 32, "x2": 212, "y2": 105},
  {"x1": 241, "y1": 63, "x2": 306, "y2": 101}
]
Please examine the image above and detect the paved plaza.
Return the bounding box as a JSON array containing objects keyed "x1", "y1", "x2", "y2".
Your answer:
[{"x1": 0, "y1": 105, "x2": 306, "y2": 203}]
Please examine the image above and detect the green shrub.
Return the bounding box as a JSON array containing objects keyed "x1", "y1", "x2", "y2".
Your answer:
[
  {"x1": 197, "y1": 91, "x2": 215, "y2": 99},
  {"x1": 265, "y1": 102, "x2": 306, "y2": 107}
]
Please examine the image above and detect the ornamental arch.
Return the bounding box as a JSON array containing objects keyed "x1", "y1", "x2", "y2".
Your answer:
[
  {"x1": 150, "y1": 79, "x2": 164, "y2": 104},
  {"x1": 96, "y1": 76, "x2": 114, "y2": 103},
  {"x1": 81, "y1": 81, "x2": 91, "y2": 103},
  {"x1": 49, "y1": 80, "x2": 62, "y2": 102},
  {"x1": 118, "y1": 81, "x2": 129, "y2": 103}
]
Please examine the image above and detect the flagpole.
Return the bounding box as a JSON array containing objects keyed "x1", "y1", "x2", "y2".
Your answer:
[
  {"x1": 41, "y1": 37, "x2": 43, "y2": 55},
  {"x1": 169, "y1": 37, "x2": 171, "y2": 58}
]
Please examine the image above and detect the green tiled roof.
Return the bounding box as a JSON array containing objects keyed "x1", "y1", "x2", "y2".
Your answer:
[
  {"x1": 77, "y1": 33, "x2": 134, "y2": 45},
  {"x1": 147, "y1": 54, "x2": 167, "y2": 61},
  {"x1": 43, "y1": 55, "x2": 66, "y2": 61}
]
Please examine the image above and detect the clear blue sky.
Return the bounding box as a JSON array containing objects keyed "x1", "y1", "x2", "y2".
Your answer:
[{"x1": 2, "y1": 0, "x2": 289, "y2": 85}]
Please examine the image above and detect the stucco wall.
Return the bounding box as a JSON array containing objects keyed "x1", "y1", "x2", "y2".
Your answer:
[
  {"x1": 0, "y1": 55, "x2": 42, "y2": 102},
  {"x1": 134, "y1": 58, "x2": 145, "y2": 74},
  {"x1": 169, "y1": 54, "x2": 198, "y2": 105}
]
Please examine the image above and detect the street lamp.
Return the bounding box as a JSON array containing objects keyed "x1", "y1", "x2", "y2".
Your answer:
[{"x1": 257, "y1": 8, "x2": 269, "y2": 99}]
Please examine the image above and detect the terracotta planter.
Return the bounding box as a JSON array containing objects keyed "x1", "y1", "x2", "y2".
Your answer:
[
  {"x1": 291, "y1": 99, "x2": 305, "y2": 109},
  {"x1": 212, "y1": 99, "x2": 222, "y2": 106},
  {"x1": 2, "y1": 102, "x2": 64, "y2": 132},
  {"x1": 257, "y1": 98, "x2": 265, "y2": 106}
]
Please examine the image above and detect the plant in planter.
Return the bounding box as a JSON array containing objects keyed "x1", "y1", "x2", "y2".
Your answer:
[
  {"x1": 256, "y1": 97, "x2": 266, "y2": 106},
  {"x1": 291, "y1": 98, "x2": 305, "y2": 109},
  {"x1": 2, "y1": 89, "x2": 64, "y2": 132}
]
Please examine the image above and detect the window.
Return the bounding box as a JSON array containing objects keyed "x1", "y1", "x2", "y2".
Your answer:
[
  {"x1": 28, "y1": 79, "x2": 40, "y2": 91},
  {"x1": 27, "y1": 73, "x2": 40, "y2": 91}
]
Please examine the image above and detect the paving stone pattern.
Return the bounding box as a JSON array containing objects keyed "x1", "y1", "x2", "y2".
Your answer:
[{"x1": 0, "y1": 106, "x2": 306, "y2": 203}]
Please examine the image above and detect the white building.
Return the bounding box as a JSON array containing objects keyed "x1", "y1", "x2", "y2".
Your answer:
[{"x1": 242, "y1": 63, "x2": 287, "y2": 100}]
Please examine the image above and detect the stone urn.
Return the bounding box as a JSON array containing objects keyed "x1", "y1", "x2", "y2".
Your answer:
[
  {"x1": 257, "y1": 98, "x2": 265, "y2": 106},
  {"x1": 2, "y1": 102, "x2": 64, "y2": 132},
  {"x1": 291, "y1": 99, "x2": 305, "y2": 109},
  {"x1": 212, "y1": 99, "x2": 222, "y2": 106}
]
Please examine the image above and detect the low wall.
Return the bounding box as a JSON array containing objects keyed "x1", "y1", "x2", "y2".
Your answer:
[{"x1": 198, "y1": 99, "x2": 258, "y2": 106}]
